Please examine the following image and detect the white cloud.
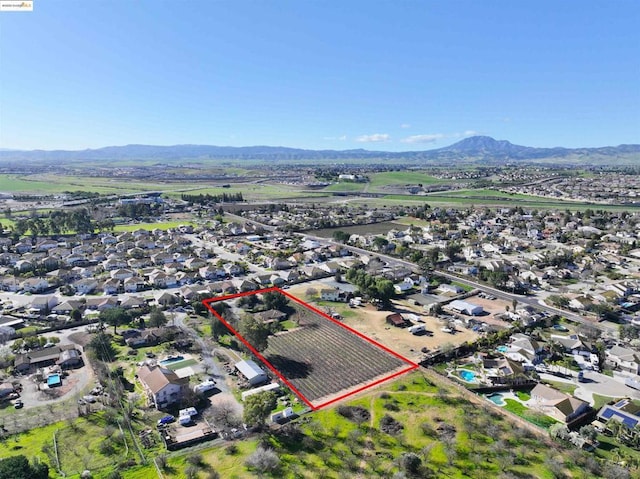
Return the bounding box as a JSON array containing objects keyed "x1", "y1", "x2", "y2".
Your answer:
[
  {"x1": 400, "y1": 123, "x2": 411, "y2": 129},
  {"x1": 400, "y1": 133, "x2": 444, "y2": 144},
  {"x1": 463, "y1": 130, "x2": 479, "y2": 137},
  {"x1": 323, "y1": 135, "x2": 348, "y2": 141},
  {"x1": 356, "y1": 133, "x2": 390, "y2": 143}
]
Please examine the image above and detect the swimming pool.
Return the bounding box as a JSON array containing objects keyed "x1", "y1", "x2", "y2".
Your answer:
[
  {"x1": 458, "y1": 370, "x2": 476, "y2": 382},
  {"x1": 497, "y1": 345, "x2": 508, "y2": 353},
  {"x1": 486, "y1": 393, "x2": 505, "y2": 406},
  {"x1": 159, "y1": 355, "x2": 184, "y2": 366},
  {"x1": 47, "y1": 374, "x2": 62, "y2": 387}
]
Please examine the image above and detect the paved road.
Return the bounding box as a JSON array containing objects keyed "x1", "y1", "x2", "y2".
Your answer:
[{"x1": 433, "y1": 270, "x2": 617, "y2": 334}]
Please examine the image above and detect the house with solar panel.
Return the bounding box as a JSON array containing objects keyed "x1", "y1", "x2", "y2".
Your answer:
[{"x1": 596, "y1": 398, "x2": 640, "y2": 432}]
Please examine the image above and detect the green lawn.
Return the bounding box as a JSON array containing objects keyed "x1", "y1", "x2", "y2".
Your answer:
[
  {"x1": 592, "y1": 393, "x2": 617, "y2": 410},
  {"x1": 542, "y1": 380, "x2": 577, "y2": 396}
]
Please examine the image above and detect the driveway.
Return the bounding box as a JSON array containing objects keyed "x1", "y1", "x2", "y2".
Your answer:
[{"x1": 574, "y1": 370, "x2": 640, "y2": 405}]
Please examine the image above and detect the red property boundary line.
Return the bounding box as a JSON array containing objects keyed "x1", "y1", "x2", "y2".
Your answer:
[{"x1": 202, "y1": 287, "x2": 419, "y2": 410}]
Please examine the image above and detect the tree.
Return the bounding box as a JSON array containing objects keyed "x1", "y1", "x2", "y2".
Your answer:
[
  {"x1": 398, "y1": 452, "x2": 422, "y2": 477},
  {"x1": 149, "y1": 308, "x2": 167, "y2": 328},
  {"x1": 0, "y1": 455, "x2": 49, "y2": 479},
  {"x1": 444, "y1": 242, "x2": 462, "y2": 262},
  {"x1": 70, "y1": 309, "x2": 82, "y2": 322},
  {"x1": 263, "y1": 291, "x2": 289, "y2": 311},
  {"x1": 373, "y1": 236, "x2": 389, "y2": 251},
  {"x1": 548, "y1": 295, "x2": 570, "y2": 308},
  {"x1": 211, "y1": 316, "x2": 232, "y2": 340},
  {"x1": 579, "y1": 425, "x2": 598, "y2": 442},
  {"x1": 332, "y1": 230, "x2": 350, "y2": 243},
  {"x1": 245, "y1": 446, "x2": 280, "y2": 473},
  {"x1": 374, "y1": 278, "x2": 395, "y2": 305},
  {"x1": 238, "y1": 315, "x2": 271, "y2": 352},
  {"x1": 99, "y1": 307, "x2": 130, "y2": 334},
  {"x1": 243, "y1": 391, "x2": 277, "y2": 427},
  {"x1": 88, "y1": 333, "x2": 118, "y2": 362}
]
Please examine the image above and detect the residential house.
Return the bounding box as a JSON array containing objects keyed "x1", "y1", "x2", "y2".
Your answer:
[
  {"x1": 14, "y1": 345, "x2": 80, "y2": 373},
  {"x1": 52, "y1": 300, "x2": 84, "y2": 315},
  {"x1": 111, "y1": 268, "x2": 135, "y2": 280},
  {"x1": 506, "y1": 333, "x2": 544, "y2": 366},
  {"x1": 320, "y1": 288, "x2": 348, "y2": 302},
  {"x1": 256, "y1": 310, "x2": 287, "y2": 324},
  {"x1": 138, "y1": 365, "x2": 188, "y2": 409},
  {"x1": 21, "y1": 278, "x2": 49, "y2": 293},
  {"x1": 530, "y1": 383, "x2": 589, "y2": 423},
  {"x1": 124, "y1": 277, "x2": 146, "y2": 293},
  {"x1": 607, "y1": 345, "x2": 640, "y2": 375},
  {"x1": 597, "y1": 398, "x2": 640, "y2": 430},
  {"x1": 74, "y1": 278, "x2": 98, "y2": 294},
  {"x1": 224, "y1": 263, "x2": 243, "y2": 276},
  {"x1": 28, "y1": 295, "x2": 59, "y2": 313},
  {"x1": 119, "y1": 296, "x2": 146, "y2": 310},
  {"x1": 102, "y1": 278, "x2": 121, "y2": 295}
]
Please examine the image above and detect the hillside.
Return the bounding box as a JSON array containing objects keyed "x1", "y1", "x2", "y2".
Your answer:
[{"x1": 0, "y1": 137, "x2": 638, "y2": 165}]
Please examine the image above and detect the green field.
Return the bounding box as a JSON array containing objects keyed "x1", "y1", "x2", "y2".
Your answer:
[
  {"x1": 322, "y1": 182, "x2": 366, "y2": 192},
  {"x1": 113, "y1": 220, "x2": 196, "y2": 232},
  {"x1": 369, "y1": 171, "x2": 445, "y2": 189}
]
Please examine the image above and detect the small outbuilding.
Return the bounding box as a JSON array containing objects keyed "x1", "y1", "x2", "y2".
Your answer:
[
  {"x1": 235, "y1": 359, "x2": 268, "y2": 386},
  {"x1": 386, "y1": 313, "x2": 409, "y2": 328}
]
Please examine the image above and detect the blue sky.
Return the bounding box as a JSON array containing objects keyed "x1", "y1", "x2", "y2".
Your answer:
[{"x1": 1, "y1": 0, "x2": 638, "y2": 151}]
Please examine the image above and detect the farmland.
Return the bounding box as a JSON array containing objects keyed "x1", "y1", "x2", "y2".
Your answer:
[
  {"x1": 263, "y1": 296, "x2": 415, "y2": 407},
  {"x1": 368, "y1": 171, "x2": 446, "y2": 190}
]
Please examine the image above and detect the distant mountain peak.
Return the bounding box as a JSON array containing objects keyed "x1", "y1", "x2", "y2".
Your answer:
[{"x1": 440, "y1": 136, "x2": 524, "y2": 153}]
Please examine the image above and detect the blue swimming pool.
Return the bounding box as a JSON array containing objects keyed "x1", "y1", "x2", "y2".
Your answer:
[
  {"x1": 47, "y1": 374, "x2": 62, "y2": 387},
  {"x1": 486, "y1": 393, "x2": 505, "y2": 406},
  {"x1": 458, "y1": 370, "x2": 476, "y2": 382},
  {"x1": 497, "y1": 345, "x2": 508, "y2": 353},
  {"x1": 159, "y1": 355, "x2": 184, "y2": 366}
]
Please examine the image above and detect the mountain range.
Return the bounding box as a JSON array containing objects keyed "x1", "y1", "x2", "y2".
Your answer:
[{"x1": 0, "y1": 136, "x2": 638, "y2": 165}]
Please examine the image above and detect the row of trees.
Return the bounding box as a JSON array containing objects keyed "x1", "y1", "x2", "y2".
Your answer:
[
  {"x1": 181, "y1": 192, "x2": 244, "y2": 204},
  {"x1": 11, "y1": 209, "x2": 102, "y2": 237}
]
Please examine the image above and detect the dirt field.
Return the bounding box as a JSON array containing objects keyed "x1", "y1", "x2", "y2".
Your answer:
[
  {"x1": 339, "y1": 304, "x2": 479, "y2": 364},
  {"x1": 285, "y1": 281, "x2": 480, "y2": 364}
]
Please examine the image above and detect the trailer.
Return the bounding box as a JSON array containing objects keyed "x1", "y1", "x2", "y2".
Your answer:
[{"x1": 408, "y1": 324, "x2": 426, "y2": 335}]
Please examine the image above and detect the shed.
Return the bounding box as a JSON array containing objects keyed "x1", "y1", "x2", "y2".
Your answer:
[
  {"x1": 235, "y1": 359, "x2": 268, "y2": 386},
  {"x1": 386, "y1": 313, "x2": 409, "y2": 328},
  {"x1": 449, "y1": 300, "x2": 484, "y2": 316}
]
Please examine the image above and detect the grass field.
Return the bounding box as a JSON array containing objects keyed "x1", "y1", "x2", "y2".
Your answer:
[
  {"x1": 0, "y1": 371, "x2": 629, "y2": 479},
  {"x1": 322, "y1": 182, "x2": 366, "y2": 192},
  {"x1": 364, "y1": 194, "x2": 640, "y2": 211},
  {"x1": 369, "y1": 171, "x2": 446, "y2": 189},
  {"x1": 113, "y1": 220, "x2": 196, "y2": 232}
]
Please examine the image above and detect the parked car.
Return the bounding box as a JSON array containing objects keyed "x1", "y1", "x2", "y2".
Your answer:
[{"x1": 157, "y1": 415, "x2": 175, "y2": 426}]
